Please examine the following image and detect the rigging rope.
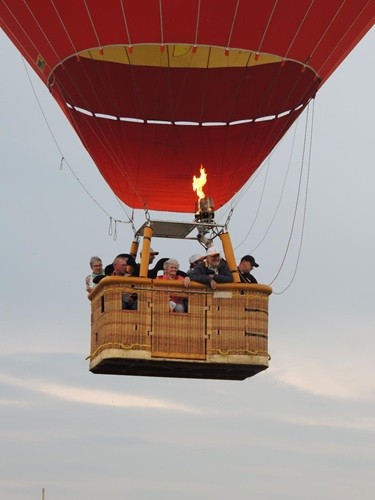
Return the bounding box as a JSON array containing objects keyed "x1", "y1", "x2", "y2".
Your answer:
[
  {"x1": 119, "y1": 0, "x2": 132, "y2": 46},
  {"x1": 194, "y1": 0, "x2": 201, "y2": 47},
  {"x1": 36, "y1": 0, "x2": 152, "y2": 211},
  {"x1": 257, "y1": 0, "x2": 280, "y2": 54},
  {"x1": 56, "y1": 50, "x2": 150, "y2": 211},
  {"x1": 250, "y1": 119, "x2": 299, "y2": 253},
  {"x1": 270, "y1": 99, "x2": 314, "y2": 291},
  {"x1": 226, "y1": 0, "x2": 241, "y2": 49},
  {"x1": 83, "y1": 0, "x2": 102, "y2": 50},
  {"x1": 233, "y1": 154, "x2": 272, "y2": 250},
  {"x1": 21, "y1": 56, "x2": 135, "y2": 233},
  {"x1": 316, "y1": 0, "x2": 372, "y2": 76},
  {"x1": 284, "y1": 0, "x2": 316, "y2": 59},
  {"x1": 23, "y1": 0, "x2": 61, "y2": 62},
  {"x1": 273, "y1": 99, "x2": 315, "y2": 294},
  {"x1": 49, "y1": 0, "x2": 78, "y2": 55}
]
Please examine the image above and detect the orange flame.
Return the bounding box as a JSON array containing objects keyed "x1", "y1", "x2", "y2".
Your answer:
[{"x1": 192, "y1": 165, "x2": 207, "y2": 200}]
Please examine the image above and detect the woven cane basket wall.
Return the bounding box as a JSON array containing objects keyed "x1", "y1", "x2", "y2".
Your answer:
[
  {"x1": 208, "y1": 287, "x2": 269, "y2": 358},
  {"x1": 152, "y1": 281, "x2": 207, "y2": 360},
  {"x1": 90, "y1": 278, "x2": 152, "y2": 359},
  {"x1": 89, "y1": 278, "x2": 272, "y2": 375}
]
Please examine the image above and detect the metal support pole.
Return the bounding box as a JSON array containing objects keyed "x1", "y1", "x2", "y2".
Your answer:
[
  {"x1": 129, "y1": 239, "x2": 139, "y2": 259},
  {"x1": 140, "y1": 225, "x2": 154, "y2": 278},
  {"x1": 220, "y1": 231, "x2": 240, "y2": 283}
]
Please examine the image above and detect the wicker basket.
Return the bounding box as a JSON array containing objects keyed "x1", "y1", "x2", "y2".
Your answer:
[{"x1": 88, "y1": 277, "x2": 272, "y2": 380}]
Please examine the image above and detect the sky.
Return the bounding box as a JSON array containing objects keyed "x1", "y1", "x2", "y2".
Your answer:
[{"x1": 1, "y1": 25, "x2": 375, "y2": 500}]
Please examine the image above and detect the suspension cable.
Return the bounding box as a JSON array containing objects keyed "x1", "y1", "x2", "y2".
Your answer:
[
  {"x1": 257, "y1": 0, "x2": 280, "y2": 54},
  {"x1": 317, "y1": 0, "x2": 372, "y2": 75},
  {"x1": 250, "y1": 119, "x2": 299, "y2": 253},
  {"x1": 22, "y1": 56, "x2": 134, "y2": 228},
  {"x1": 216, "y1": 116, "x2": 296, "y2": 229},
  {"x1": 269, "y1": 100, "x2": 313, "y2": 287},
  {"x1": 22, "y1": 1, "x2": 148, "y2": 211},
  {"x1": 284, "y1": 0, "x2": 316, "y2": 59},
  {"x1": 233, "y1": 154, "x2": 272, "y2": 250},
  {"x1": 273, "y1": 99, "x2": 315, "y2": 294}
]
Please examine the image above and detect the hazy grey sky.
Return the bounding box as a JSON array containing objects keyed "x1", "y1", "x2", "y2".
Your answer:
[{"x1": 1, "y1": 26, "x2": 374, "y2": 500}]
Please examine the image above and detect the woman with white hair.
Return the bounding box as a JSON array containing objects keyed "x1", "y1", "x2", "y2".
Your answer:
[
  {"x1": 85, "y1": 256, "x2": 104, "y2": 294},
  {"x1": 157, "y1": 259, "x2": 190, "y2": 312}
]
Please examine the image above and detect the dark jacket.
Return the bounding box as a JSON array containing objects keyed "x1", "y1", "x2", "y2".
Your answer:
[
  {"x1": 132, "y1": 258, "x2": 168, "y2": 279},
  {"x1": 238, "y1": 271, "x2": 258, "y2": 284},
  {"x1": 190, "y1": 259, "x2": 233, "y2": 285}
]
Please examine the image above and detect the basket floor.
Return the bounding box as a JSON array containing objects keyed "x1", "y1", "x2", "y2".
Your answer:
[{"x1": 90, "y1": 356, "x2": 268, "y2": 380}]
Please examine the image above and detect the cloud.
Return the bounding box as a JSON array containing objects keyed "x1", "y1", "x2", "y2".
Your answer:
[
  {"x1": 282, "y1": 415, "x2": 375, "y2": 433},
  {"x1": 267, "y1": 310, "x2": 375, "y2": 401},
  {"x1": 271, "y1": 340, "x2": 375, "y2": 400},
  {"x1": 0, "y1": 373, "x2": 201, "y2": 413},
  {"x1": 0, "y1": 399, "x2": 28, "y2": 406}
]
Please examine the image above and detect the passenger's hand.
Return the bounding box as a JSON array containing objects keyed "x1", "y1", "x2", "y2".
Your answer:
[
  {"x1": 210, "y1": 279, "x2": 217, "y2": 290},
  {"x1": 184, "y1": 276, "x2": 190, "y2": 287}
]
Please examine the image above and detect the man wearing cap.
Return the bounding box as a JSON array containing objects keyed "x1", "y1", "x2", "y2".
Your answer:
[
  {"x1": 186, "y1": 253, "x2": 204, "y2": 276},
  {"x1": 237, "y1": 255, "x2": 259, "y2": 284},
  {"x1": 190, "y1": 247, "x2": 233, "y2": 289},
  {"x1": 140, "y1": 247, "x2": 159, "y2": 265},
  {"x1": 132, "y1": 247, "x2": 167, "y2": 279}
]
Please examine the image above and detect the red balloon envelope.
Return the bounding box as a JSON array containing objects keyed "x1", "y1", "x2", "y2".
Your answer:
[{"x1": 1, "y1": 0, "x2": 373, "y2": 212}]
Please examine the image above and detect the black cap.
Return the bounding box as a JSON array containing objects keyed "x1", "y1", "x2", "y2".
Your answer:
[{"x1": 241, "y1": 255, "x2": 259, "y2": 267}]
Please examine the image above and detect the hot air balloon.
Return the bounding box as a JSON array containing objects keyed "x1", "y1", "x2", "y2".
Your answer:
[{"x1": 1, "y1": 0, "x2": 373, "y2": 379}]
